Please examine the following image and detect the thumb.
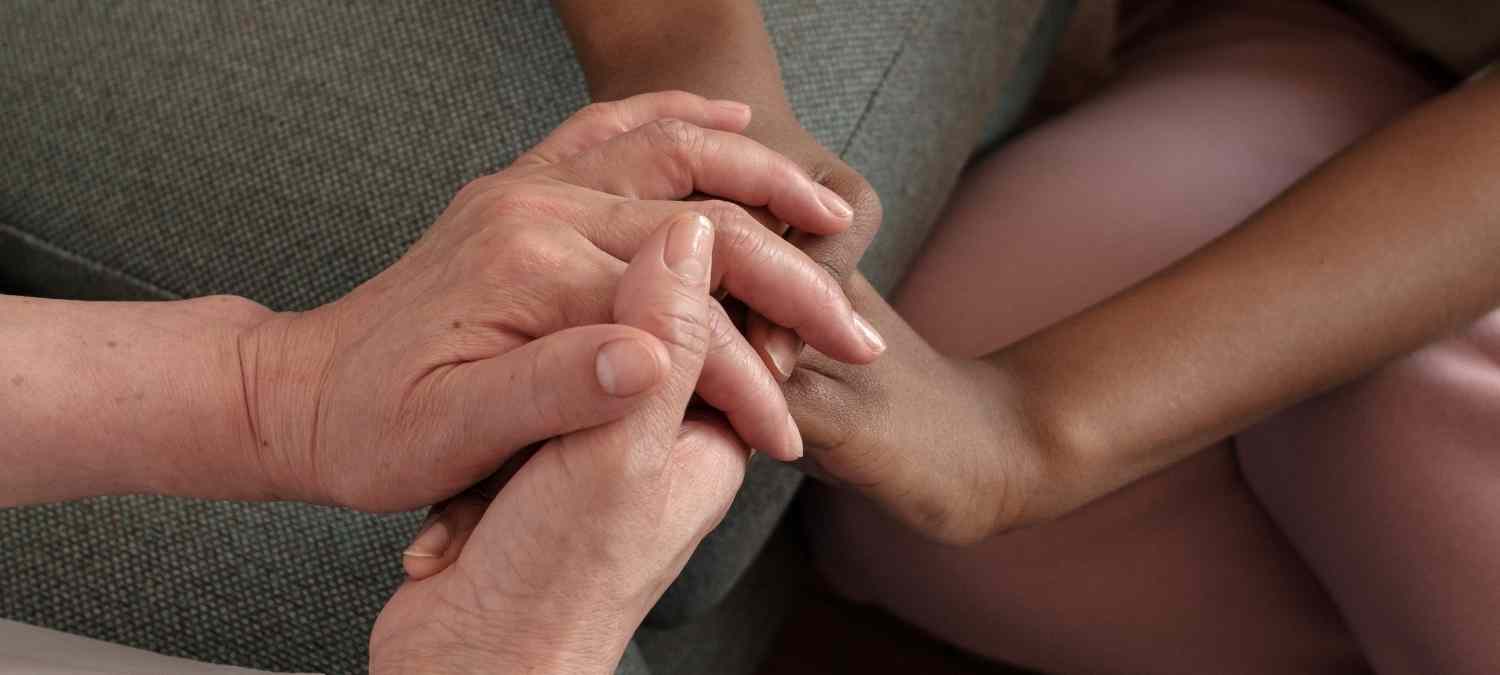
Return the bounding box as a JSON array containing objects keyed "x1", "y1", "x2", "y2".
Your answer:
[
  {"x1": 439, "y1": 323, "x2": 671, "y2": 467},
  {"x1": 399, "y1": 212, "x2": 719, "y2": 579},
  {"x1": 603, "y1": 210, "x2": 719, "y2": 447}
]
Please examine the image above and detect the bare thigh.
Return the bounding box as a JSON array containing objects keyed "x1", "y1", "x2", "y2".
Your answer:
[
  {"x1": 1240, "y1": 311, "x2": 1500, "y2": 675},
  {"x1": 806, "y1": 3, "x2": 1435, "y2": 673}
]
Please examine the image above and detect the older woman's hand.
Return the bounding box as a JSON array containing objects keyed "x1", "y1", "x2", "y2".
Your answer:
[
  {"x1": 370, "y1": 213, "x2": 749, "y2": 675},
  {"x1": 237, "y1": 91, "x2": 885, "y2": 512}
]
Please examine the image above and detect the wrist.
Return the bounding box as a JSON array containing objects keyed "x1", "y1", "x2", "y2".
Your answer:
[
  {"x1": 150, "y1": 295, "x2": 286, "y2": 502},
  {"x1": 979, "y1": 347, "x2": 1115, "y2": 530},
  {"x1": 232, "y1": 304, "x2": 344, "y2": 506}
]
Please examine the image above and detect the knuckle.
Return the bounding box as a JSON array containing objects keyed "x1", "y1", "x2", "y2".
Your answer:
[
  {"x1": 694, "y1": 199, "x2": 748, "y2": 229},
  {"x1": 644, "y1": 118, "x2": 703, "y2": 156},
  {"x1": 509, "y1": 229, "x2": 571, "y2": 278},
  {"x1": 804, "y1": 232, "x2": 865, "y2": 288},
  {"x1": 473, "y1": 225, "x2": 545, "y2": 277},
  {"x1": 652, "y1": 89, "x2": 699, "y2": 106},
  {"x1": 713, "y1": 205, "x2": 769, "y2": 257},
  {"x1": 846, "y1": 178, "x2": 883, "y2": 232},
  {"x1": 574, "y1": 101, "x2": 628, "y2": 135},
  {"x1": 705, "y1": 302, "x2": 740, "y2": 353},
  {"x1": 650, "y1": 298, "x2": 711, "y2": 357},
  {"x1": 636, "y1": 119, "x2": 703, "y2": 195},
  {"x1": 484, "y1": 186, "x2": 547, "y2": 221}
]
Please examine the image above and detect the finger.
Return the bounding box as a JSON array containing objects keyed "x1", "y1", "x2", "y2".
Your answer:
[
  {"x1": 724, "y1": 206, "x2": 801, "y2": 380},
  {"x1": 695, "y1": 300, "x2": 802, "y2": 461},
  {"x1": 519, "y1": 91, "x2": 753, "y2": 167},
  {"x1": 553, "y1": 119, "x2": 854, "y2": 236},
  {"x1": 401, "y1": 497, "x2": 487, "y2": 580},
  {"x1": 786, "y1": 164, "x2": 883, "y2": 284},
  {"x1": 781, "y1": 273, "x2": 899, "y2": 449},
  {"x1": 490, "y1": 215, "x2": 800, "y2": 458},
  {"x1": 399, "y1": 445, "x2": 537, "y2": 579},
  {"x1": 748, "y1": 315, "x2": 803, "y2": 382},
  {"x1": 552, "y1": 211, "x2": 718, "y2": 468},
  {"x1": 444, "y1": 323, "x2": 671, "y2": 466},
  {"x1": 512, "y1": 251, "x2": 801, "y2": 459},
  {"x1": 583, "y1": 199, "x2": 882, "y2": 364}
]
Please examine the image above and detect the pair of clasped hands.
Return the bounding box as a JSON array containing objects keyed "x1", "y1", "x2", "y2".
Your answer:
[{"x1": 238, "y1": 92, "x2": 882, "y2": 672}]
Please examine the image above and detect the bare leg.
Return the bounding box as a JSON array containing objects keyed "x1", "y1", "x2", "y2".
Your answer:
[
  {"x1": 807, "y1": 3, "x2": 1435, "y2": 672},
  {"x1": 1239, "y1": 312, "x2": 1500, "y2": 675}
]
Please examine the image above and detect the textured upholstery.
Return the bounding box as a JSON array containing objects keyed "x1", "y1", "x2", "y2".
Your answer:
[{"x1": 0, "y1": 1, "x2": 1054, "y2": 673}]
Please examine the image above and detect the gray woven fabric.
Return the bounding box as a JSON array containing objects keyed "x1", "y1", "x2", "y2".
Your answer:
[{"x1": 0, "y1": 1, "x2": 1052, "y2": 674}]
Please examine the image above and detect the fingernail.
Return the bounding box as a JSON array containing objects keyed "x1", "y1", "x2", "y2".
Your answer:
[
  {"x1": 710, "y1": 99, "x2": 752, "y2": 118},
  {"x1": 816, "y1": 185, "x2": 854, "y2": 220},
  {"x1": 596, "y1": 339, "x2": 660, "y2": 397},
  {"x1": 786, "y1": 412, "x2": 804, "y2": 460},
  {"x1": 664, "y1": 213, "x2": 712, "y2": 282},
  {"x1": 402, "y1": 513, "x2": 450, "y2": 560},
  {"x1": 853, "y1": 311, "x2": 886, "y2": 354},
  {"x1": 765, "y1": 329, "x2": 803, "y2": 381}
]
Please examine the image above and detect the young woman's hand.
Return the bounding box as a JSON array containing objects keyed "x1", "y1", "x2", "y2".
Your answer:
[
  {"x1": 236, "y1": 92, "x2": 885, "y2": 512},
  {"x1": 735, "y1": 111, "x2": 886, "y2": 381},
  {"x1": 782, "y1": 274, "x2": 1047, "y2": 545},
  {"x1": 370, "y1": 213, "x2": 749, "y2": 675}
]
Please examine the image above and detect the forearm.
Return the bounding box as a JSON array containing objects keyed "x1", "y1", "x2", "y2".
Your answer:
[
  {"x1": 553, "y1": 0, "x2": 789, "y2": 111},
  {"x1": 0, "y1": 294, "x2": 273, "y2": 505},
  {"x1": 1000, "y1": 76, "x2": 1500, "y2": 516}
]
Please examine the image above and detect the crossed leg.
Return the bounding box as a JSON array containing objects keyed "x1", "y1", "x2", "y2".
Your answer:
[{"x1": 806, "y1": 2, "x2": 1442, "y2": 672}]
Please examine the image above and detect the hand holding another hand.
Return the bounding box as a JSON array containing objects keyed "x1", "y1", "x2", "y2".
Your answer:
[
  {"x1": 234, "y1": 92, "x2": 886, "y2": 513},
  {"x1": 370, "y1": 213, "x2": 748, "y2": 675}
]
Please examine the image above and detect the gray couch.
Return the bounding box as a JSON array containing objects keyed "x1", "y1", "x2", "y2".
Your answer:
[{"x1": 0, "y1": 1, "x2": 1065, "y2": 673}]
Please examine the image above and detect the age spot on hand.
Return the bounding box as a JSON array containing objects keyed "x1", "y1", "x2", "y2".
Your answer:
[{"x1": 9, "y1": 375, "x2": 22, "y2": 387}]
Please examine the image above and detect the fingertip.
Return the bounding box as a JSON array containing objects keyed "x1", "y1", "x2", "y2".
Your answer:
[
  {"x1": 596, "y1": 336, "x2": 667, "y2": 397},
  {"x1": 815, "y1": 184, "x2": 855, "y2": 221},
  {"x1": 763, "y1": 324, "x2": 803, "y2": 382},
  {"x1": 806, "y1": 309, "x2": 888, "y2": 366},
  {"x1": 402, "y1": 551, "x2": 445, "y2": 580},
  {"x1": 401, "y1": 512, "x2": 451, "y2": 579},
  {"x1": 786, "y1": 412, "x2": 805, "y2": 461},
  {"x1": 707, "y1": 99, "x2": 753, "y2": 130},
  {"x1": 401, "y1": 497, "x2": 489, "y2": 580},
  {"x1": 852, "y1": 311, "x2": 887, "y2": 357},
  {"x1": 664, "y1": 212, "x2": 715, "y2": 283}
]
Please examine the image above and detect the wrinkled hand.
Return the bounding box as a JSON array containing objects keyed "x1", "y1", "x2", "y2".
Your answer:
[
  {"x1": 236, "y1": 92, "x2": 885, "y2": 512},
  {"x1": 784, "y1": 274, "x2": 1047, "y2": 545},
  {"x1": 734, "y1": 110, "x2": 887, "y2": 380},
  {"x1": 370, "y1": 213, "x2": 748, "y2": 675}
]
